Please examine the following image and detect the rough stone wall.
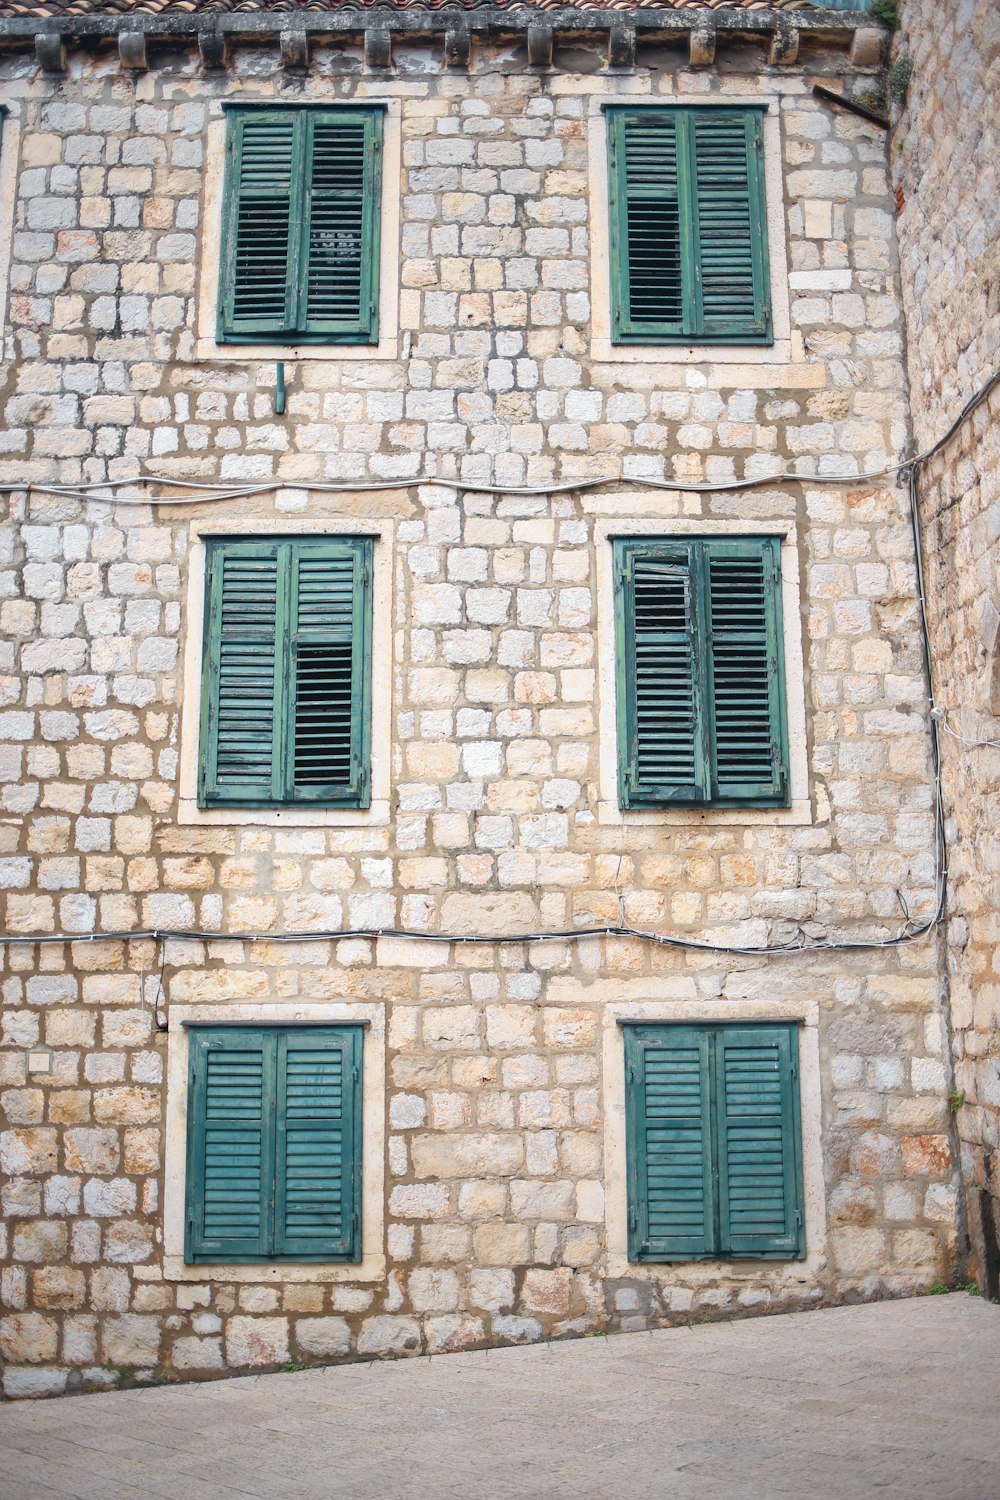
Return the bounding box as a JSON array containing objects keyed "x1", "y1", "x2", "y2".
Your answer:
[
  {"x1": 0, "y1": 33, "x2": 959, "y2": 1398},
  {"x1": 893, "y1": 0, "x2": 1000, "y2": 1295}
]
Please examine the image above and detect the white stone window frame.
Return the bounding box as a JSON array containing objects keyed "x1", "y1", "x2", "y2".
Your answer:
[
  {"x1": 162, "y1": 1000, "x2": 386, "y2": 1284},
  {"x1": 0, "y1": 102, "x2": 22, "y2": 351},
  {"x1": 194, "y1": 94, "x2": 402, "y2": 364},
  {"x1": 178, "y1": 513, "x2": 394, "y2": 828},
  {"x1": 588, "y1": 91, "x2": 796, "y2": 367},
  {"x1": 602, "y1": 993, "x2": 827, "y2": 1285},
  {"x1": 593, "y1": 507, "x2": 811, "y2": 826}
]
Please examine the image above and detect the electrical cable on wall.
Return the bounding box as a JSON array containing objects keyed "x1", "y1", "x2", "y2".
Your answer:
[
  {"x1": 1, "y1": 366, "x2": 996, "y2": 971},
  {"x1": 1, "y1": 368, "x2": 997, "y2": 509}
]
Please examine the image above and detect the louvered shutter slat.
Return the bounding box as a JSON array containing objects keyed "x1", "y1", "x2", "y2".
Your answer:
[
  {"x1": 627, "y1": 1028, "x2": 715, "y2": 1261},
  {"x1": 225, "y1": 116, "x2": 298, "y2": 337},
  {"x1": 275, "y1": 1028, "x2": 362, "y2": 1260},
  {"x1": 187, "y1": 1031, "x2": 271, "y2": 1261},
  {"x1": 706, "y1": 542, "x2": 785, "y2": 801},
  {"x1": 692, "y1": 112, "x2": 768, "y2": 338},
  {"x1": 716, "y1": 1027, "x2": 803, "y2": 1258},
  {"x1": 627, "y1": 551, "x2": 704, "y2": 802},
  {"x1": 289, "y1": 545, "x2": 366, "y2": 801},
  {"x1": 205, "y1": 545, "x2": 281, "y2": 803}
]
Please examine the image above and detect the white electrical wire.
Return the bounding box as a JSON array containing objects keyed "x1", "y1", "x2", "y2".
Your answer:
[
  {"x1": 3, "y1": 367, "x2": 997, "y2": 960},
  {"x1": 4, "y1": 367, "x2": 997, "y2": 510},
  {"x1": 932, "y1": 710, "x2": 1000, "y2": 750}
]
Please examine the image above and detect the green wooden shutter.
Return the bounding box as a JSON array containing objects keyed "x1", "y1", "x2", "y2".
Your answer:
[
  {"x1": 200, "y1": 540, "x2": 285, "y2": 806},
  {"x1": 705, "y1": 538, "x2": 787, "y2": 803},
  {"x1": 186, "y1": 1028, "x2": 273, "y2": 1262},
  {"x1": 614, "y1": 536, "x2": 787, "y2": 808},
  {"x1": 274, "y1": 1027, "x2": 362, "y2": 1261},
  {"x1": 615, "y1": 540, "x2": 706, "y2": 806},
  {"x1": 691, "y1": 110, "x2": 770, "y2": 341},
  {"x1": 609, "y1": 109, "x2": 686, "y2": 341},
  {"x1": 200, "y1": 537, "x2": 372, "y2": 809},
  {"x1": 626, "y1": 1026, "x2": 716, "y2": 1262},
  {"x1": 607, "y1": 106, "x2": 770, "y2": 345},
  {"x1": 220, "y1": 108, "x2": 382, "y2": 345},
  {"x1": 186, "y1": 1025, "x2": 362, "y2": 1265},
  {"x1": 624, "y1": 1023, "x2": 804, "y2": 1264},
  {"x1": 287, "y1": 540, "x2": 372, "y2": 805},
  {"x1": 716, "y1": 1026, "x2": 804, "y2": 1259},
  {"x1": 302, "y1": 112, "x2": 382, "y2": 342},
  {"x1": 221, "y1": 112, "x2": 301, "y2": 340}
]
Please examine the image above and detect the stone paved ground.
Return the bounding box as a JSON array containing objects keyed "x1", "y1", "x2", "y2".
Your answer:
[{"x1": 1, "y1": 1296, "x2": 998, "y2": 1500}]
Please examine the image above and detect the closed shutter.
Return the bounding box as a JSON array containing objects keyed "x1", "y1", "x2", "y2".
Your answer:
[
  {"x1": 691, "y1": 111, "x2": 769, "y2": 340},
  {"x1": 222, "y1": 112, "x2": 300, "y2": 339},
  {"x1": 186, "y1": 1026, "x2": 363, "y2": 1265},
  {"x1": 607, "y1": 105, "x2": 770, "y2": 345},
  {"x1": 200, "y1": 537, "x2": 372, "y2": 809},
  {"x1": 609, "y1": 109, "x2": 686, "y2": 340},
  {"x1": 186, "y1": 1029, "x2": 273, "y2": 1262},
  {"x1": 220, "y1": 107, "x2": 382, "y2": 345},
  {"x1": 716, "y1": 1026, "x2": 803, "y2": 1258},
  {"x1": 288, "y1": 541, "x2": 371, "y2": 804},
  {"x1": 614, "y1": 536, "x2": 787, "y2": 808},
  {"x1": 304, "y1": 113, "x2": 381, "y2": 341},
  {"x1": 200, "y1": 540, "x2": 284, "y2": 805},
  {"x1": 627, "y1": 1026, "x2": 715, "y2": 1261},
  {"x1": 616, "y1": 542, "x2": 705, "y2": 805},
  {"x1": 705, "y1": 539, "x2": 786, "y2": 802},
  {"x1": 274, "y1": 1028, "x2": 362, "y2": 1260},
  {"x1": 624, "y1": 1023, "x2": 804, "y2": 1264}
]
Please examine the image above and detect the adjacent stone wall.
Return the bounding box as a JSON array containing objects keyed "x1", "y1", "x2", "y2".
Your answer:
[
  {"x1": 0, "y1": 30, "x2": 959, "y2": 1398},
  {"x1": 894, "y1": 0, "x2": 1000, "y2": 1296}
]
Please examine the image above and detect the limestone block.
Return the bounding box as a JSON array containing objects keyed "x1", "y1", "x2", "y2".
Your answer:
[
  {"x1": 294, "y1": 1318, "x2": 351, "y2": 1357},
  {"x1": 356, "y1": 1317, "x2": 421, "y2": 1356},
  {"x1": 0, "y1": 1129, "x2": 58, "y2": 1176},
  {"x1": 424, "y1": 1315, "x2": 484, "y2": 1354},
  {"x1": 521, "y1": 1267, "x2": 573, "y2": 1316},
  {"x1": 1, "y1": 1313, "x2": 60, "y2": 1364},
  {"x1": 31, "y1": 1268, "x2": 86, "y2": 1311},
  {"x1": 408, "y1": 1268, "x2": 460, "y2": 1312},
  {"x1": 411, "y1": 1132, "x2": 524, "y2": 1179},
  {"x1": 225, "y1": 1317, "x2": 289, "y2": 1369},
  {"x1": 171, "y1": 1337, "x2": 224, "y2": 1371},
  {"x1": 102, "y1": 1315, "x2": 161, "y2": 1367}
]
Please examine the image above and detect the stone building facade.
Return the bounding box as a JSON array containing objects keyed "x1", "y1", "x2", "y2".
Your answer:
[
  {"x1": 893, "y1": 0, "x2": 1000, "y2": 1298},
  {"x1": 0, "y1": 2, "x2": 963, "y2": 1398}
]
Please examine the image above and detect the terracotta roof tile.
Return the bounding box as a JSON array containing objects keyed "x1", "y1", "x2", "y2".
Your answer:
[{"x1": 0, "y1": 0, "x2": 821, "y2": 16}]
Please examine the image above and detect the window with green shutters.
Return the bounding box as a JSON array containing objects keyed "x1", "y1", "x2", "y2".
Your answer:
[
  {"x1": 199, "y1": 535, "x2": 372, "y2": 808},
  {"x1": 219, "y1": 105, "x2": 383, "y2": 344},
  {"x1": 185, "y1": 1025, "x2": 363, "y2": 1264},
  {"x1": 606, "y1": 105, "x2": 771, "y2": 344},
  {"x1": 613, "y1": 535, "x2": 788, "y2": 808},
  {"x1": 624, "y1": 1023, "x2": 805, "y2": 1262}
]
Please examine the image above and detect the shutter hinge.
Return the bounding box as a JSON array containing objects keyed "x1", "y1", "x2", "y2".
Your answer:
[
  {"x1": 352, "y1": 1208, "x2": 360, "y2": 1234},
  {"x1": 795, "y1": 1208, "x2": 803, "y2": 1227},
  {"x1": 628, "y1": 1205, "x2": 637, "y2": 1233},
  {"x1": 353, "y1": 1064, "x2": 360, "y2": 1085}
]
